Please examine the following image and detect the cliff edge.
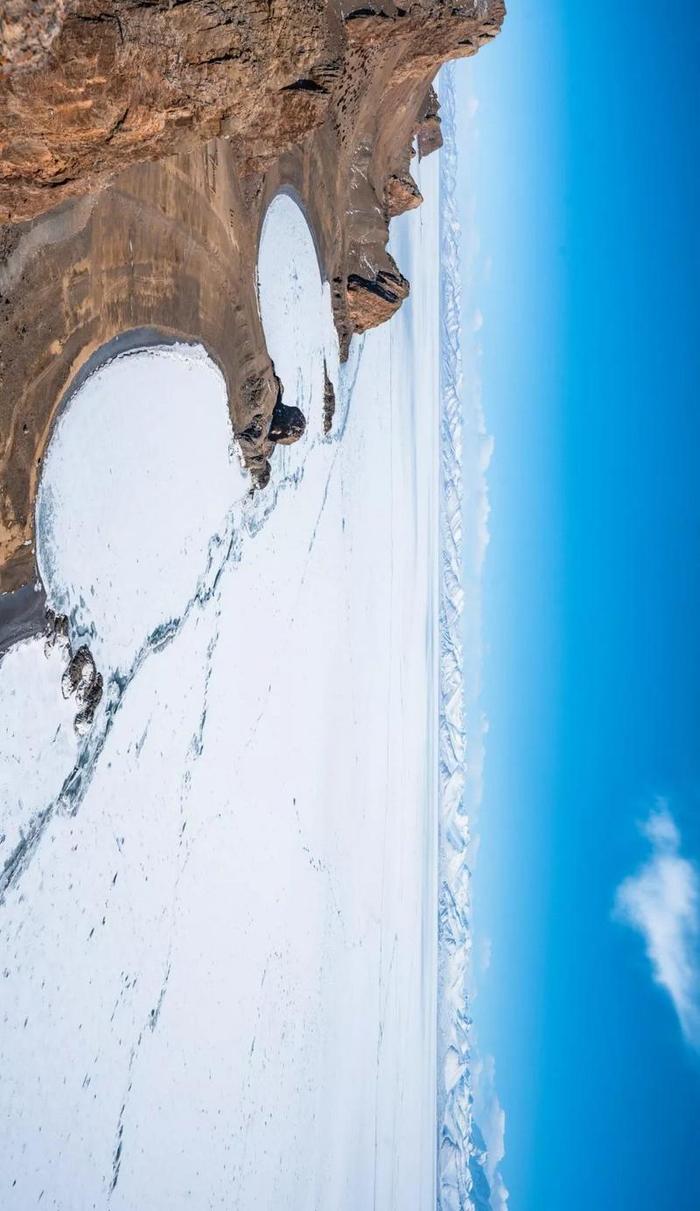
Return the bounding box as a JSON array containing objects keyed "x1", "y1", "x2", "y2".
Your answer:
[{"x1": 0, "y1": 0, "x2": 504, "y2": 595}]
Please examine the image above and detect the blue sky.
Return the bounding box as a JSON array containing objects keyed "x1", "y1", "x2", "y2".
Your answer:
[{"x1": 456, "y1": 3, "x2": 700, "y2": 1208}]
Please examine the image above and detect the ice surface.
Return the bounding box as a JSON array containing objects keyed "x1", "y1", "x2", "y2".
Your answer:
[
  {"x1": 0, "y1": 161, "x2": 440, "y2": 1206},
  {"x1": 36, "y1": 344, "x2": 249, "y2": 673},
  {"x1": 0, "y1": 637, "x2": 78, "y2": 859},
  {"x1": 257, "y1": 191, "x2": 339, "y2": 452}
]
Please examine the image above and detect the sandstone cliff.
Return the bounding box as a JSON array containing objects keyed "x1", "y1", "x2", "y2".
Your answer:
[{"x1": 0, "y1": 0, "x2": 504, "y2": 596}]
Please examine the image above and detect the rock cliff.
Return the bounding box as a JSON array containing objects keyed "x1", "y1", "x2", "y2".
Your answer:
[{"x1": 0, "y1": 0, "x2": 504, "y2": 596}]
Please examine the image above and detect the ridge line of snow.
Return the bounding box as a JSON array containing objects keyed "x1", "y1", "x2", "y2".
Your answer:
[{"x1": 437, "y1": 62, "x2": 484, "y2": 1211}]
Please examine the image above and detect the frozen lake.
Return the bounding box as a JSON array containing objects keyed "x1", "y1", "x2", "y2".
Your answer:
[{"x1": 0, "y1": 155, "x2": 440, "y2": 1208}]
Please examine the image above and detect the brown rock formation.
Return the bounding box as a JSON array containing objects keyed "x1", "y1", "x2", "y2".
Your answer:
[
  {"x1": 0, "y1": 1, "x2": 339, "y2": 224},
  {"x1": 385, "y1": 172, "x2": 423, "y2": 219},
  {"x1": 0, "y1": 0, "x2": 505, "y2": 598},
  {"x1": 347, "y1": 260, "x2": 410, "y2": 334},
  {"x1": 415, "y1": 86, "x2": 444, "y2": 158},
  {"x1": 323, "y1": 360, "x2": 336, "y2": 435}
]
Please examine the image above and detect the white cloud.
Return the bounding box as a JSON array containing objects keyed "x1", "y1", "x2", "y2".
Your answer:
[
  {"x1": 614, "y1": 803, "x2": 700, "y2": 1048},
  {"x1": 478, "y1": 936, "x2": 493, "y2": 973}
]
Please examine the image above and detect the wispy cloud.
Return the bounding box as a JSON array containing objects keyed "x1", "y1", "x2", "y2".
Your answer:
[{"x1": 614, "y1": 803, "x2": 700, "y2": 1048}]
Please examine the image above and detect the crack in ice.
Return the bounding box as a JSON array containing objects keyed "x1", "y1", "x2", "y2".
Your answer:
[{"x1": 0, "y1": 336, "x2": 361, "y2": 910}]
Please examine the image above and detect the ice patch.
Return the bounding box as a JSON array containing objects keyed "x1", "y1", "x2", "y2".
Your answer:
[
  {"x1": 36, "y1": 343, "x2": 249, "y2": 673},
  {"x1": 257, "y1": 191, "x2": 340, "y2": 478}
]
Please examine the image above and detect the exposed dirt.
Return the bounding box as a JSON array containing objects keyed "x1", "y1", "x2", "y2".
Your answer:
[{"x1": 0, "y1": 1, "x2": 504, "y2": 596}]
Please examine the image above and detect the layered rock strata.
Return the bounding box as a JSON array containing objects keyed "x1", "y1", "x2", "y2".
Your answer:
[{"x1": 0, "y1": 0, "x2": 504, "y2": 595}]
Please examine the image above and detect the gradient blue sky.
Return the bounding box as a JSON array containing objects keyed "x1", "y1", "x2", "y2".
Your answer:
[{"x1": 457, "y1": 3, "x2": 700, "y2": 1208}]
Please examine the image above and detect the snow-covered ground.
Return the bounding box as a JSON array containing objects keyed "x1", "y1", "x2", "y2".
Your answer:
[{"x1": 0, "y1": 157, "x2": 440, "y2": 1208}]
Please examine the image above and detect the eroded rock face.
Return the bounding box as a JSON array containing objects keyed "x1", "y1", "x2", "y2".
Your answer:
[
  {"x1": 385, "y1": 172, "x2": 423, "y2": 218},
  {"x1": 416, "y1": 86, "x2": 445, "y2": 158},
  {"x1": 0, "y1": 0, "x2": 67, "y2": 71},
  {"x1": 0, "y1": 1, "x2": 339, "y2": 223},
  {"x1": 347, "y1": 260, "x2": 411, "y2": 334},
  {"x1": 0, "y1": 0, "x2": 505, "y2": 595}
]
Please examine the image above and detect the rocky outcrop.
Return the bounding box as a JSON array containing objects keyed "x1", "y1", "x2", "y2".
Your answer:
[
  {"x1": 44, "y1": 608, "x2": 103, "y2": 733},
  {"x1": 323, "y1": 361, "x2": 336, "y2": 435},
  {"x1": 385, "y1": 172, "x2": 423, "y2": 219},
  {"x1": 0, "y1": 0, "x2": 505, "y2": 595},
  {"x1": 347, "y1": 260, "x2": 410, "y2": 333},
  {"x1": 416, "y1": 86, "x2": 444, "y2": 158},
  {"x1": 267, "y1": 399, "x2": 307, "y2": 446}
]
